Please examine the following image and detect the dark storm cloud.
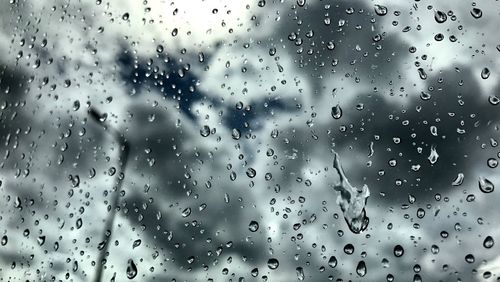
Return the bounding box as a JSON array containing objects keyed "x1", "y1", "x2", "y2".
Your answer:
[{"x1": 255, "y1": 0, "x2": 412, "y2": 95}]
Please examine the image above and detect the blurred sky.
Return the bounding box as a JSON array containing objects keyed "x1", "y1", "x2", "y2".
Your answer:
[{"x1": 0, "y1": 0, "x2": 499, "y2": 281}]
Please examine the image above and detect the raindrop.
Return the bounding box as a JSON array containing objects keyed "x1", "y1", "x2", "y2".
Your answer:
[
  {"x1": 132, "y1": 239, "x2": 141, "y2": 249},
  {"x1": 331, "y1": 105, "x2": 342, "y2": 119},
  {"x1": 297, "y1": 0, "x2": 306, "y2": 7},
  {"x1": 200, "y1": 125, "x2": 210, "y2": 137},
  {"x1": 452, "y1": 173, "x2": 465, "y2": 186},
  {"x1": 489, "y1": 95, "x2": 500, "y2": 105},
  {"x1": 246, "y1": 168, "x2": 256, "y2": 178},
  {"x1": 296, "y1": 267, "x2": 305, "y2": 280},
  {"x1": 181, "y1": 207, "x2": 192, "y2": 217},
  {"x1": 417, "y1": 68, "x2": 427, "y2": 80},
  {"x1": 420, "y1": 91, "x2": 431, "y2": 100},
  {"x1": 471, "y1": 8, "x2": 482, "y2": 19},
  {"x1": 344, "y1": 243, "x2": 354, "y2": 255},
  {"x1": 487, "y1": 158, "x2": 498, "y2": 168},
  {"x1": 394, "y1": 245, "x2": 404, "y2": 257},
  {"x1": 478, "y1": 177, "x2": 494, "y2": 193},
  {"x1": 328, "y1": 256, "x2": 337, "y2": 268},
  {"x1": 481, "y1": 68, "x2": 490, "y2": 79},
  {"x1": 374, "y1": 5, "x2": 388, "y2": 16},
  {"x1": 434, "y1": 10, "x2": 447, "y2": 23},
  {"x1": 428, "y1": 145, "x2": 439, "y2": 164},
  {"x1": 1, "y1": 235, "x2": 7, "y2": 246},
  {"x1": 126, "y1": 259, "x2": 138, "y2": 279},
  {"x1": 270, "y1": 129, "x2": 279, "y2": 138},
  {"x1": 356, "y1": 260, "x2": 367, "y2": 277},
  {"x1": 37, "y1": 236, "x2": 45, "y2": 246},
  {"x1": 76, "y1": 218, "x2": 82, "y2": 229},
  {"x1": 267, "y1": 258, "x2": 279, "y2": 269},
  {"x1": 232, "y1": 128, "x2": 241, "y2": 140},
  {"x1": 483, "y1": 236, "x2": 494, "y2": 248},
  {"x1": 465, "y1": 254, "x2": 475, "y2": 263},
  {"x1": 122, "y1": 13, "x2": 130, "y2": 21},
  {"x1": 248, "y1": 221, "x2": 259, "y2": 232}
]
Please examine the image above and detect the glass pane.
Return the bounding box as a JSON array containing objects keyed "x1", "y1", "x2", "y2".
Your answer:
[{"x1": 0, "y1": 0, "x2": 498, "y2": 281}]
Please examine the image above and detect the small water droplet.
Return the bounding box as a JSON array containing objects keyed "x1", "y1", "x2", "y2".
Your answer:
[{"x1": 297, "y1": 0, "x2": 306, "y2": 7}]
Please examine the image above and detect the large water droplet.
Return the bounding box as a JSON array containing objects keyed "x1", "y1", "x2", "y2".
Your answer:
[
  {"x1": 267, "y1": 258, "x2": 279, "y2": 269},
  {"x1": 483, "y1": 236, "x2": 494, "y2": 248},
  {"x1": 343, "y1": 243, "x2": 354, "y2": 255},
  {"x1": 427, "y1": 145, "x2": 439, "y2": 164},
  {"x1": 481, "y1": 68, "x2": 491, "y2": 79},
  {"x1": 374, "y1": 5, "x2": 388, "y2": 16},
  {"x1": 434, "y1": 10, "x2": 447, "y2": 23},
  {"x1": 394, "y1": 245, "x2": 404, "y2": 257},
  {"x1": 333, "y1": 153, "x2": 370, "y2": 234},
  {"x1": 331, "y1": 104, "x2": 342, "y2": 119},
  {"x1": 471, "y1": 8, "x2": 483, "y2": 19},
  {"x1": 231, "y1": 128, "x2": 241, "y2": 140},
  {"x1": 417, "y1": 68, "x2": 427, "y2": 80},
  {"x1": 452, "y1": 173, "x2": 465, "y2": 186},
  {"x1": 132, "y1": 239, "x2": 141, "y2": 249},
  {"x1": 200, "y1": 125, "x2": 210, "y2": 137},
  {"x1": 246, "y1": 168, "x2": 256, "y2": 178},
  {"x1": 248, "y1": 220, "x2": 259, "y2": 232},
  {"x1": 126, "y1": 259, "x2": 138, "y2": 279},
  {"x1": 1, "y1": 235, "x2": 7, "y2": 246},
  {"x1": 328, "y1": 256, "x2": 337, "y2": 268},
  {"x1": 478, "y1": 177, "x2": 494, "y2": 193},
  {"x1": 76, "y1": 218, "x2": 83, "y2": 229},
  {"x1": 296, "y1": 267, "x2": 305, "y2": 280},
  {"x1": 181, "y1": 207, "x2": 192, "y2": 217},
  {"x1": 356, "y1": 260, "x2": 367, "y2": 277},
  {"x1": 489, "y1": 95, "x2": 500, "y2": 105}
]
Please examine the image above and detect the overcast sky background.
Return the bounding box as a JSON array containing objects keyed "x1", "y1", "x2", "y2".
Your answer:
[{"x1": 1, "y1": 0, "x2": 499, "y2": 281}]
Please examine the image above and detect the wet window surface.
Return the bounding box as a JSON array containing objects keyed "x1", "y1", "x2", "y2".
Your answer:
[{"x1": 0, "y1": 0, "x2": 499, "y2": 281}]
